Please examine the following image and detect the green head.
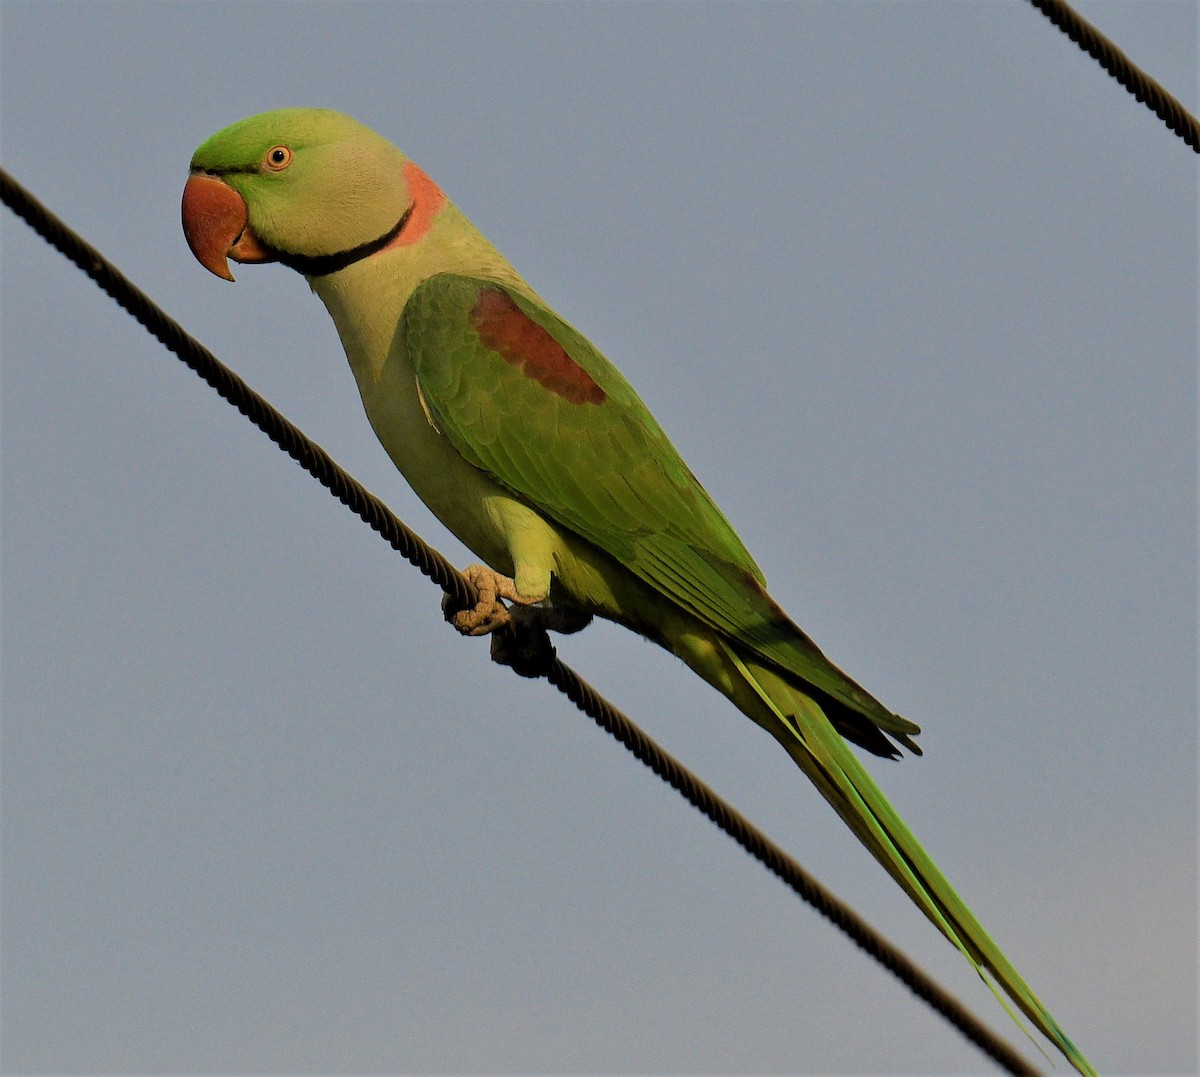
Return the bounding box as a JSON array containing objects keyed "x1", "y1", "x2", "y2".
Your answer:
[{"x1": 183, "y1": 108, "x2": 439, "y2": 279}]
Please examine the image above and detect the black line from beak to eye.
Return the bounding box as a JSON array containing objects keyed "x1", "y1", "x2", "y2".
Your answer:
[
  {"x1": 192, "y1": 165, "x2": 260, "y2": 176},
  {"x1": 268, "y1": 204, "x2": 415, "y2": 278}
]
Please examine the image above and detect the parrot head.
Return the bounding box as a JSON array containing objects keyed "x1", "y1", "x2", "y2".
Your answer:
[{"x1": 182, "y1": 108, "x2": 430, "y2": 280}]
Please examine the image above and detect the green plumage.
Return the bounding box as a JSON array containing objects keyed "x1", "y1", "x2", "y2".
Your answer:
[
  {"x1": 184, "y1": 108, "x2": 1096, "y2": 1076},
  {"x1": 406, "y1": 275, "x2": 920, "y2": 756}
]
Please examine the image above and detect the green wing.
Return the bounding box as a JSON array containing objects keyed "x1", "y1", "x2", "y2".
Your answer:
[{"x1": 405, "y1": 273, "x2": 916, "y2": 746}]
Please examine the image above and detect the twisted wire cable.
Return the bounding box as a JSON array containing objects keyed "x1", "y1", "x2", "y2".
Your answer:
[{"x1": 1027, "y1": 0, "x2": 1200, "y2": 152}]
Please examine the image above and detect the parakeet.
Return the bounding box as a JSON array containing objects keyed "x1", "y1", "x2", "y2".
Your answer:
[{"x1": 182, "y1": 108, "x2": 1094, "y2": 1074}]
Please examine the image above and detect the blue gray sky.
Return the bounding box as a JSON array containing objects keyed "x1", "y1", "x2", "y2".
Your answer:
[{"x1": 3, "y1": 2, "x2": 1196, "y2": 1073}]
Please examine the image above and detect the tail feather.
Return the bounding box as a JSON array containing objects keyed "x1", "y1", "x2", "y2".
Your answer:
[{"x1": 721, "y1": 642, "x2": 1096, "y2": 1077}]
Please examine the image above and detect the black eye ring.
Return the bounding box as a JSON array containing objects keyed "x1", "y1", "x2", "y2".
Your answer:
[{"x1": 264, "y1": 145, "x2": 293, "y2": 171}]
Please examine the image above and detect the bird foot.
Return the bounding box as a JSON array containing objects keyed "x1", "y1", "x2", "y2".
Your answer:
[
  {"x1": 489, "y1": 605, "x2": 594, "y2": 678},
  {"x1": 443, "y1": 565, "x2": 595, "y2": 678},
  {"x1": 443, "y1": 564, "x2": 531, "y2": 636},
  {"x1": 489, "y1": 608, "x2": 557, "y2": 678}
]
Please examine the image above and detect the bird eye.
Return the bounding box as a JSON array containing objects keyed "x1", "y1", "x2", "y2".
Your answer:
[{"x1": 264, "y1": 145, "x2": 293, "y2": 171}]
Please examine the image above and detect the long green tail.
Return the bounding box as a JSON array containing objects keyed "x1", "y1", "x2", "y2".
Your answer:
[{"x1": 722, "y1": 644, "x2": 1096, "y2": 1076}]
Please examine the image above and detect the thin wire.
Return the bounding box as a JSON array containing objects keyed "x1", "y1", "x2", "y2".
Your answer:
[
  {"x1": 1027, "y1": 0, "x2": 1200, "y2": 152},
  {"x1": 1, "y1": 168, "x2": 1037, "y2": 1075}
]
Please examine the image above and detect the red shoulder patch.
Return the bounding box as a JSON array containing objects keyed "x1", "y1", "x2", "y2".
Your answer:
[{"x1": 470, "y1": 289, "x2": 607, "y2": 405}]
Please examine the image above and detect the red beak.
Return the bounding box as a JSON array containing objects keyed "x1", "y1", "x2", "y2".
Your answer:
[{"x1": 181, "y1": 174, "x2": 274, "y2": 281}]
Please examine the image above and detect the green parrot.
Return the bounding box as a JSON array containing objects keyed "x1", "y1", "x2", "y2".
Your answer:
[{"x1": 182, "y1": 108, "x2": 1094, "y2": 1075}]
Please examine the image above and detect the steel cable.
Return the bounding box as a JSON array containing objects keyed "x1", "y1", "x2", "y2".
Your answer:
[{"x1": 1027, "y1": 0, "x2": 1200, "y2": 152}]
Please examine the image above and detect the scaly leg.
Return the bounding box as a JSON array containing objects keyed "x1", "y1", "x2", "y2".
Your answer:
[{"x1": 443, "y1": 563, "x2": 538, "y2": 636}]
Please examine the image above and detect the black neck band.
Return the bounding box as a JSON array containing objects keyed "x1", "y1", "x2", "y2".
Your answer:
[{"x1": 271, "y1": 203, "x2": 414, "y2": 277}]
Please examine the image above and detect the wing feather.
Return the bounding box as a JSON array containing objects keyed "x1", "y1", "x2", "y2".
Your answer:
[{"x1": 405, "y1": 273, "x2": 916, "y2": 739}]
